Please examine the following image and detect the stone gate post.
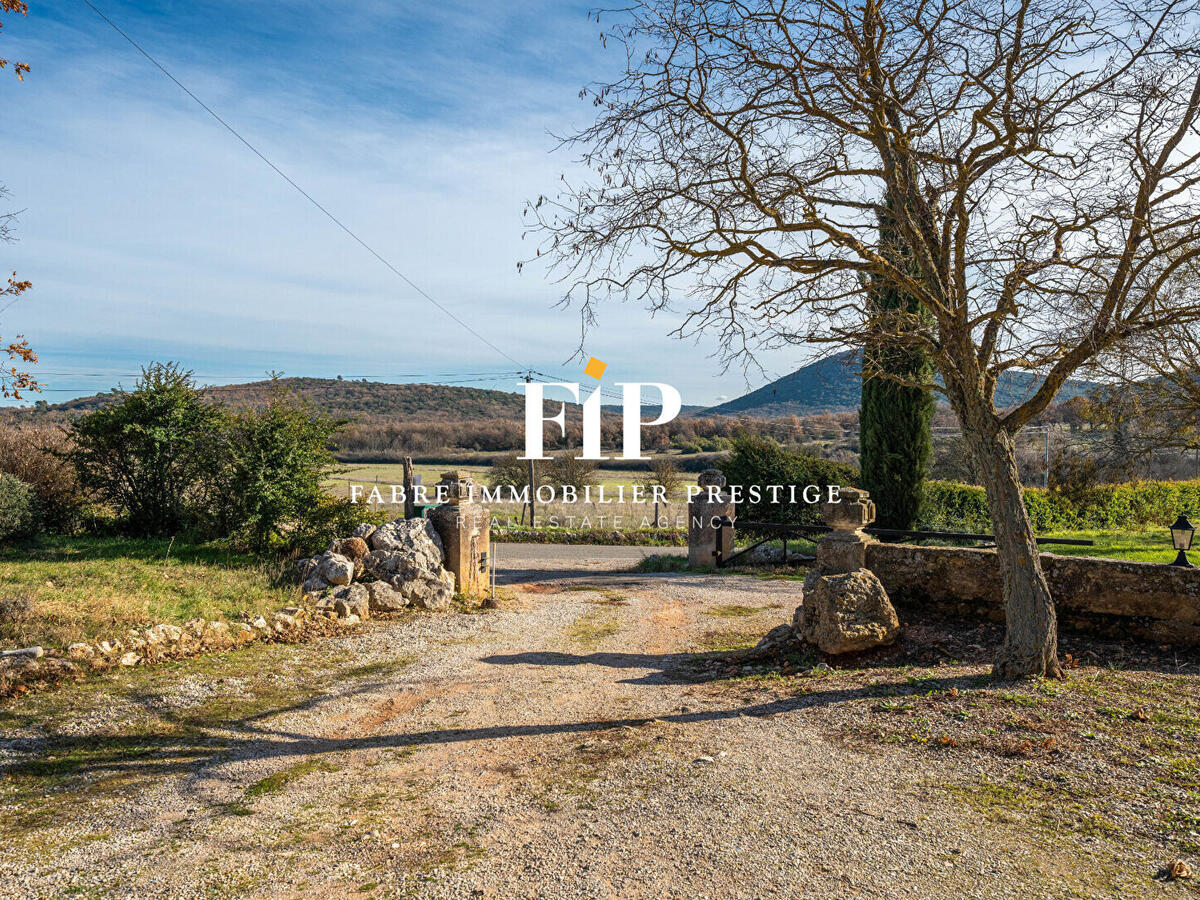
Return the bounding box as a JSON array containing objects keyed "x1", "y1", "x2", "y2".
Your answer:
[
  {"x1": 428, "y1": 471, "x2": 491, "y2": 599},
  {"x1": 815, "y1": 487, "x2": 876, "y2": 574},
  {"x1": 687, "y1": 469, "x2": 735, "y2": 567}
]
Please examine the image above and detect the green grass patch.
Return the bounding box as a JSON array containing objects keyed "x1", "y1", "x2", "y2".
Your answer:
[
  {"x1": 0, "y1": 534, "x2": 297, "y2": 649},
  {"x1": 245, "y1": 758, "x2": 340, "y2": 798},
  {"x1": 703, "y1": 603, "x2": 775, "y2": 618},
  {"x1": 567, "y1": 608, "x2": 621, "y2": 647},
  {"x1": 1039, "y1": 528, "x2": 1180, "y2": 563}
]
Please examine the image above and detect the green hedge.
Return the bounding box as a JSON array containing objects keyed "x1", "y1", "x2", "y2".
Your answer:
[{"x1": 919, "y1": 479, "x2": 1200, "y2": 532}]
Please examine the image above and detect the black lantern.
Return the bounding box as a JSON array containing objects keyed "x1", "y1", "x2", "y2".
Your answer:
[{"x1": 1169, "y1": 514, "x2": 1195, "y2": 568}]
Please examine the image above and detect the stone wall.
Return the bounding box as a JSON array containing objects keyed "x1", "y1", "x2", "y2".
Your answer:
[{"x1": 867, "y1": 543, "x2": 1200, "y2": 646}]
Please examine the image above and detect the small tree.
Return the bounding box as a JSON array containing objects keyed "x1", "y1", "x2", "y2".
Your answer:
[
  {"x1": 544, "y1": 451, "x2": 600, "y2": 491},
  {"x1": 637, "y1": 457, "x2": 685, "y2": 525},
  {"x1": 212, "y1": 387, "x2": 345, "y2": 550},
  {"x1": 860, "y1": 206, "x2": 934, "y2": 530},
  {"x1": 67, "y1": 363, "x2": 226, "y2": 535}
]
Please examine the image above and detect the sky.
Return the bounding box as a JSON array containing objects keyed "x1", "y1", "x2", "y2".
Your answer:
[{"x1": 0, "y1": 0, "x2": 808, "y2": 407}]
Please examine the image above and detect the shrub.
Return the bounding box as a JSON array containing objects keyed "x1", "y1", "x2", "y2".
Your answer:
[
  {"x1": 917, "y1": 477, "x2": 1200, "y2": 532},
  {"x1": 0, "y1": 424, "x2": 81, "y2": 532},
  {"x1": 209, "y1": 394, "x2": 346, "y2": 550},
  {"x1": 67, "y1": 362, "x2": 227, "y2": 536},
  {"x1": 0, "y1": 473, "x2": 36, "y2": 541},
  {"x1": 719, "y1": 433, "x2": 858, "y2": 532}
]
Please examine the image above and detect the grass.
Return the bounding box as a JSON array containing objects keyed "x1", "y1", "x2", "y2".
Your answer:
[
  {"x1": 566, "y1": 608, "x2": 622, "y2": 647},
  {"x1": 245, "y1": 759, "x2": 340, "y2": 798},
  {"x1": 1039, "y1": 527, "x2": 1182, "y2": 564},
  {"x1": 0, "y1": 535, "x2": 299, "y2": 650}
]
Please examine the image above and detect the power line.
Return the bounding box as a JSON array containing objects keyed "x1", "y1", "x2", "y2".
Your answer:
[{"x1": 78, "y1": 0, "x2": 524, "y2": 369}]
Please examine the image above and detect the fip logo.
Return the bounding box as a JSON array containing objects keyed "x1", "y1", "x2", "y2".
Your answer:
[{"x1": 521, "y1": 357, "x2": 681, "y2": 461}]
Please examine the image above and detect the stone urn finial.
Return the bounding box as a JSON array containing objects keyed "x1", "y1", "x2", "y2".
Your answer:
[
  {"x1": 437, "y1": 471, "x2": 475, "y2": 503},
  {"x1": 822, "y1": 487, "x2": 875, "y2": 538},
  {"x1": 697, "y1": 469, "x2": 726, "y2": 488}
]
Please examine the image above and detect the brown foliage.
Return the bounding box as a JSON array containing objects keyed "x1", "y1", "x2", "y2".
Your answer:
[{"x1": 0, "y1": 424, "x2": 79, "y2": 530}]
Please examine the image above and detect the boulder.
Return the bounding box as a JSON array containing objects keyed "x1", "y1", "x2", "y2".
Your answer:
[
  {"x1": 118, "y1": 652, "x2": 141, "y2": 667},
  {"x1": 794, "y1": 569, "x2": 900, "y2": 655},
  {"x1": 319, "y1": 551, "x2": 355, "y2": 587},
  {"x1": 402, "y1": 568, "x2": 456, "y2": 610},
  {"x1": 351, "y1": 522, "x2": 377, "y2": 541},
  {"x1": 330, "y1": 536, "x2": 370, "y2": 562},
  {"x1": 368, "y1": 518, "x2": 444, "y2": 561},
  {"x1": 330, "y1": 583, "x2": 370, "y2": 620},
  {"x1": 365, "y1": 580, "x2": 407, "y2": 612},
  {"x1": 201, "y1": 621, "x2": 234, "y2": 649}
]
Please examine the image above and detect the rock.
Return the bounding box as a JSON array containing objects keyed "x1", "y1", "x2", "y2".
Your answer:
[
  {"x1": 331, "y1": 536, "x2": 370, "y2": 562},
  {"x1": 0, "y1": 646, "x2": 44, "y2": 659},
  {"x1": 202, "y1": 621, "x2": 234, "y2": 649},
  {"x1": 230, "y1": 623, "x2": 257, "y2": 644},
  {"x1": 319, "y1": 552, "x2": 355, "y2": 587},
  {"x1": 66, "y1": 642, "x2": 94, "y2": 660},
  {"x1": 146, "y1": 623, "x2": 184, "y2": 646},
  {"x1": 368, "y1": 518, "x2": 445, "y2": 560},
  {"x1": 351, "y1": 522, "x2": 377, "y2": 541},
  {"x1": 273, "y1": 610, "x2": 297, "y2": 630},
  {"x1": 693, "y1": 755, "x2": 715, "y2": 764},
  {"x1": 365, "y1": 580, "x2": 407, "y2": 612},
  {"x1": 183, "y1": 618, "x2": 206, "y2": 638},
  {"x1": 401, "y1": 568, "x2": 455, "y2": 610},
  {"x1": 794, "y1": 569, "x2": 900, "y2": 655},
  {"x1": 360, "y1": 520, "x2": 453, "y2": 614},
  {"x1": 302, "y1": 574, "x2": 327, "y2": 595},
  {"x1": 250, "y1": 616, "x2": 269, "y2": 631},
  {"x1": 118, "y1": 652, "x2": 141, "y2": 667},
  {"x1": 125, "y1": 630, "x2": 147, "y2": 651},
  {"x1": 754, "y1": 623, "x2": 797, "y2": 651},
  {"x1": 295, "y1": 556, "x2": 320, "y2": 581},
  {"x1": 340, "y1": 613, "x2": 361, "y2": 627},
  {"x1": 1168, "y1": 860, "x2": 1193, "y2": 880},
  {"x1": 330, "y1": 583, "x2": 370, "y2": 620}
]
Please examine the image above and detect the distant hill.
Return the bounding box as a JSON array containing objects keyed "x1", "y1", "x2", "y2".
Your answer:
[
  {"x1": 10, "y1": 378, "x2": 530, "y2": 422},
  {"x1": 8, "y1": 377, "x2": 706, "y2": 423},
  {"x1": 705, "y1": 350, "x2": 1097, "y2": 417}
]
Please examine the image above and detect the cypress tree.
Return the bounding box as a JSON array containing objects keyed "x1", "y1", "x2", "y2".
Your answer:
[{"x1": 859, "y1": 205, "x2": 935, "y2": 530}]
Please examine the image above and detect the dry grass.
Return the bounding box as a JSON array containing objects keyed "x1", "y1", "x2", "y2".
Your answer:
[{"x1": 0, "y1": 535, "x2": 298, "y2": 649}]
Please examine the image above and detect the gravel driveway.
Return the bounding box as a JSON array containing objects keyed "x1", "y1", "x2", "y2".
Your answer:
[{"x1": 0, "y1": 558, "x2": 1193, "y2": 899}]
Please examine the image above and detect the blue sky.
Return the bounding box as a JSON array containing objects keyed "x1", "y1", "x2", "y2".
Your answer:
[{"x1": 0, "y1": 0, "x2": 805, "y2": 406}]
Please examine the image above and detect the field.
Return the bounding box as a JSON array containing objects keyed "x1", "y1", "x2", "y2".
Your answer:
[{"x1": 0, "y1": 536, "x2": 297, "y2": 650}]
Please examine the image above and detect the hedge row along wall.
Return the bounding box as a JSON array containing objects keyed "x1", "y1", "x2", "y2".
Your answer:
[{"x1": 918, "y1": 479, "x2": 1200, "y2": 533}]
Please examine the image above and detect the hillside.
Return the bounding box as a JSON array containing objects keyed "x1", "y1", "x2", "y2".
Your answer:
[
  {"x1": 705, "y1": 350, "x2": 1097, "y2": 417},
  {"x1": 15, "y1": 378, "x2": 530, "y2": 422}
]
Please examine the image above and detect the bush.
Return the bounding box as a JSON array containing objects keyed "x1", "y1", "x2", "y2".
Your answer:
[
  {"x1": 0, "y1": 425, "x2": 81, "y2": 532},
  {"x1": 67, "y1": 363, "x2": 227, "y2": 536},
  {"x1": 918, "y1": 478, "x2": 1200, "y2": 532},
  {"x1": 209, "y1": 395, "x2": 346, "y2": 550},
  {"x1": 66, "y1": 363, "x2": 350, "y2": 547},
  {"x1": 0, "y1": 473, "x2": 36, "y2": 541},
  {"x1": 719, "y1": 433, "x2": 858, "y2": 532}
]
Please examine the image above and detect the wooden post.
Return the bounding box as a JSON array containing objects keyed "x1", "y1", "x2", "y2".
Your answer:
[
  {"x1": 527, "y1": 458, "x2": 536, "y2": 528},
  {"x1": 403, "y1": 457, "x2": 415, "y2": 520}
]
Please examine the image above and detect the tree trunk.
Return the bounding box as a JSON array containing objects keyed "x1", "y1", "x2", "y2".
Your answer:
[{"x1": 962, "y1": 421, "x2": 1064, "y2": 680}]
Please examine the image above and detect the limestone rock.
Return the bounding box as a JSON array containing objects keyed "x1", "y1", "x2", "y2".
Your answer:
[
  {"x1": 795, "y1": 569, "x2": 900, "y2": 655},
  {"x1": 403, "y1": 568, "x2": 456, "y2": 610},
  {"x1": 330, "y1": 583, "x2": 370, "y2": 620},
  {"x1": 319, "y1": 552, "x2": 355, "y2": 587},
  {"x1": 202, "y1": 621, "x2": 233, "y2": 649},
  {"x1": 66, "y1": 642, "x2": 94, "y2": 660},
  {"x1": 754, "y1": 623, "x2": 797, "y2": 652},
  {"x1": 368, "y1": 518, "x2": 445, "y2": 561},
  {"x1": 351, "y1": 522, "x2": 377, "y2": 541},
  {"x1": 0, "y1": 646, "x2": 44, "y2": 659},
  {"x1": 365, "y1": 580, "x2": 407, "y2": 612},
  {"x1": 230, "y1": 622, "x2": 257, "y2": 644},
  {"x1": 118, "y1": 651, "x2": 141, "y2": 667},
  {"x1": 330, "y1": 536, "x2": 370, "y2": 562}
]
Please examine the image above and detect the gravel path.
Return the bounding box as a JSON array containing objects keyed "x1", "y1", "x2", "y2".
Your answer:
[{"x1": 0, "y1": 561, "x2": 1186, "y2": 899}]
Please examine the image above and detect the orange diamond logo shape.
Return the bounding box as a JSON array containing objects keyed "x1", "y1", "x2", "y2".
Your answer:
[{"x1": 583, "y1": 357, "x2": 607, "y2": 380}]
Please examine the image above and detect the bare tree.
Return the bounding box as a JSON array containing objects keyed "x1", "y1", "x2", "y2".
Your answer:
[
  {"x1": 0, "y1": 1, "x2": 34, "y2": 400},
  {"x1": 528, "y1": 0, "x2": 1200, "y2": 677}
]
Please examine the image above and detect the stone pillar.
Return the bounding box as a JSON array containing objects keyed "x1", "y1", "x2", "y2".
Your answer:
[
  {"x1": 687, "y1": 469, "x2": 735, "y2": 568},
  {"x1": 815, "y1": 487, "x2": 876, "y2": 574},
  {"x1": 427, "y1": 471, "x2": 491, "y2": 600}
]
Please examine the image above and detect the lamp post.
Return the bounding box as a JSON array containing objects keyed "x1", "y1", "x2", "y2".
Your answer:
[{"x1": 1169, "y1": 514, "x2": 1195, "y2": 568}]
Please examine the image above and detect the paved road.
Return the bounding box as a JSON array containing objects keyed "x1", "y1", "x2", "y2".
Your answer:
[{"x1": 494, "y1": 542, "x2": 685, "y2": 561}]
